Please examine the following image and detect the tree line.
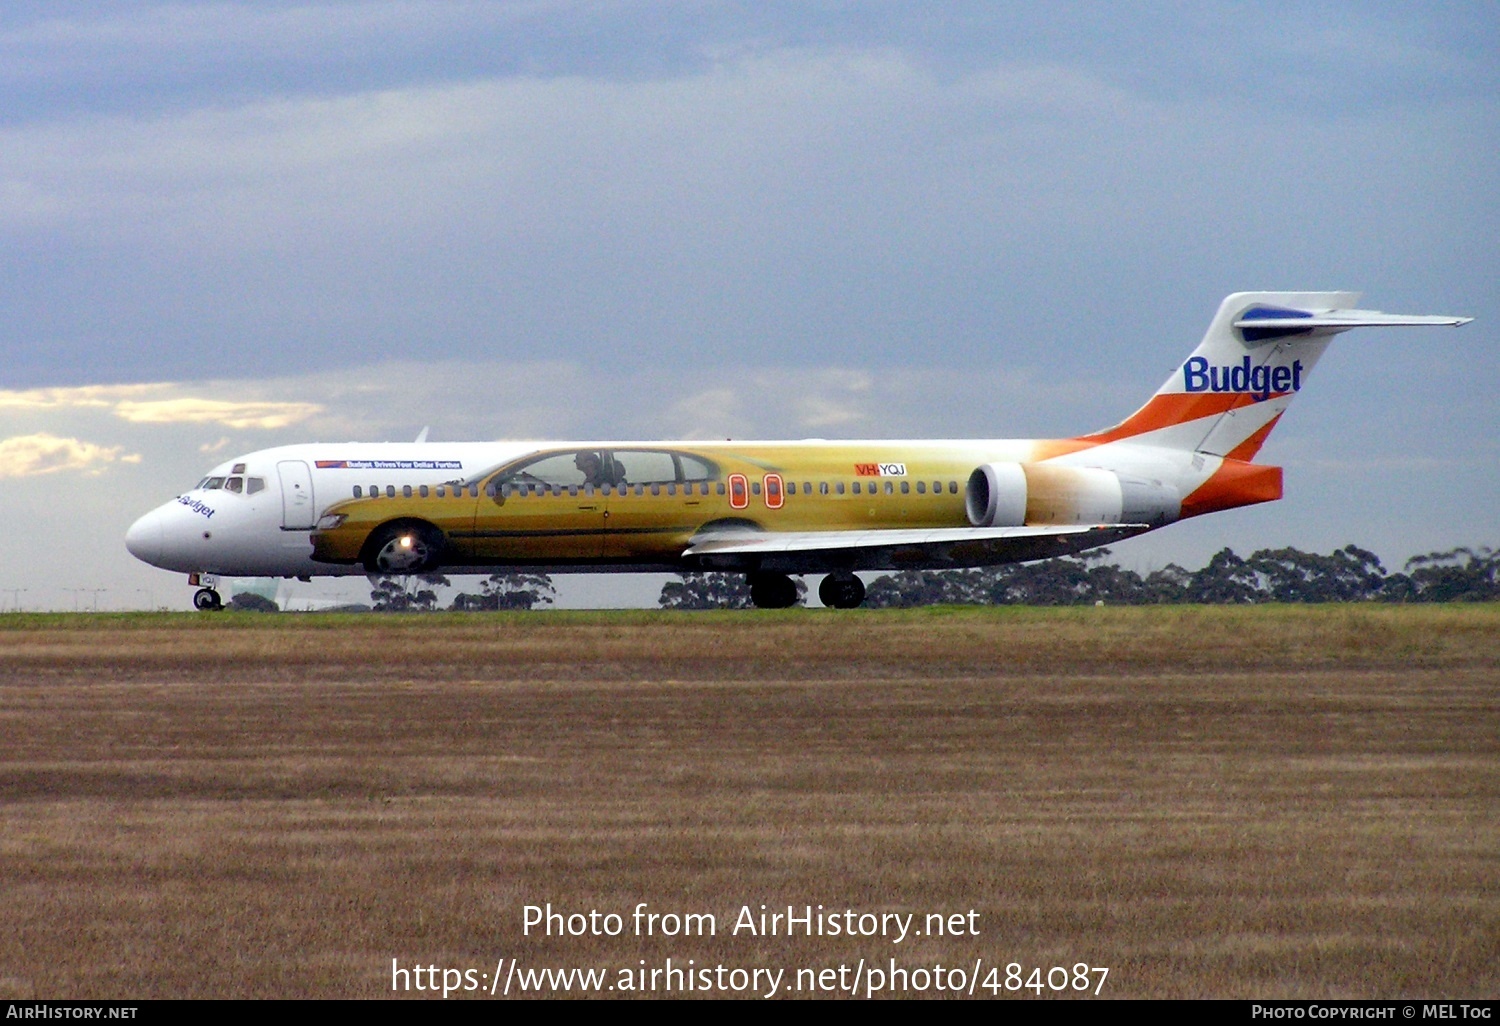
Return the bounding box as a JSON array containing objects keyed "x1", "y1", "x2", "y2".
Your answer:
[
  {"x1": 856, "y1": 545, "x2": 1499, "y2": 608},
  {"x1": 226, "y1": 544, "x2": 1495, "y2": 611},
  {"x1": 656, "y1": 545, "x2": 1498, "y2": 609}
]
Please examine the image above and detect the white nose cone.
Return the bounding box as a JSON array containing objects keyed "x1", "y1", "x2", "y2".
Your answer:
[{"x1": 125, "y1": 509, "x2": 165, "y2": 567}]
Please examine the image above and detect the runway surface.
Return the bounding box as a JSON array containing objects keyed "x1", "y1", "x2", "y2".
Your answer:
[{"x1": 1, "y1": 606, "x2": 1495, "y2": 998}]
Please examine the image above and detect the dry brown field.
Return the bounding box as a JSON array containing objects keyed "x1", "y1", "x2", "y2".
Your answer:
[{"x1": 0, "y1": 604, "x2": 1496, "y2": 1000}]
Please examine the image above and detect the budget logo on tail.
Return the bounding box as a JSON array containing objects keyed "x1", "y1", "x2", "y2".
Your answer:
[{"x1": 1183, "y1": 356, "x2": 1303, "y2": 401}]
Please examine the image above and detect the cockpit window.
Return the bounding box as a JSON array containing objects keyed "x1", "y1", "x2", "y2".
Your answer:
[
  {"x1": 225, "y1": 477, "x2": 244, "y2": 494},
  {"x1": 198, "y1": 476, "x2": 226, "y2": 490},
  {"x1": 246, "y1": 477, "x2": 265, "y2": 494}
]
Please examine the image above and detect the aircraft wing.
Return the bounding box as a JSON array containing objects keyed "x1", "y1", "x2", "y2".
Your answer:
[{"x1": 683, "y1": 523, "x2": 1153, "y2": 574}]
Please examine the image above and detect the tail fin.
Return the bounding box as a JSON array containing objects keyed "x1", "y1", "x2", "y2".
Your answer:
[{"x1": 1084, "y1": 291, "x2": 1471, "y2": 459}]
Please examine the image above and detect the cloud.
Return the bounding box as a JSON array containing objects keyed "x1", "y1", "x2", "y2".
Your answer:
[
  {"x1": 0, "y1": 383, "x2": 166, "y2": 410},
  {"x1": 112, "y1": 398, "x2": 324, "y2": 430},
  {"x1": 0, "y1": 384, "x2": 324, "y2": 430},
  {"x1": 0, "y1": 433, "x2": 130, "y2": 478}
]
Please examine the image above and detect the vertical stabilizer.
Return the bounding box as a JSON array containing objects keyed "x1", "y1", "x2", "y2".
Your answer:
[{"x1": 1083, "y1": 291, "x2": 1469, "y2": 459}]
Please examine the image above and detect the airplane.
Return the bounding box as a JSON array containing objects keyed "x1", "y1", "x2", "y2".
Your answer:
[{"x1": 125, "y1": 291, "x2": 1470, "y2": 610}]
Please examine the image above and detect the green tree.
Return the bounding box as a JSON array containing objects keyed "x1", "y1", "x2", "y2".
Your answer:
[
  {"x1": 1246, "y1": 545, "x2": 1386, "y2": 602},
  {"x1": 1392, "y1": 547, "x2": 1500, "y2": 602},
  {"x1": 370, "y1": 573, "x2": 449, "y2": 611},
  {"x1": 1184, "y1": 548, "x2": 1261, "y2": 603},
  {"x1": 228, "y1": 592, "x2": 279, "y2": 612},
  {"x1": 864, "y1": 569, "x2": 986, "y2": 607},
  {"x1": 450, "y1": 572, "x2": 557, "y2": 610},
  {"x1": 658, "y1": 572, "x2": 755, "y2": 609},
  {"x1": 1138, "y1": 563, "x2": 1193, "y2": 603}
]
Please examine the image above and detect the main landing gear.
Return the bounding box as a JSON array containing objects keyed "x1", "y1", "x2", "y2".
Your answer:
[
  {"x1": 748, "y1": 572, "x2": 799, "y2": 609},
  {"x1": 818, "y1": 572, "x2": 866, "y2": 609},
  {"x1": 745, "y1": 572, "x2": 868, "y2": 609}
]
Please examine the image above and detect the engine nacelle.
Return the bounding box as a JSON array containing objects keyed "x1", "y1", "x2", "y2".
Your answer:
[{"x1": 965, "y1": 462, "x2": 1180, "y2": 527}]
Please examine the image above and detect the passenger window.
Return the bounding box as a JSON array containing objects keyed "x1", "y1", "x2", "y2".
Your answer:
[
  {"x1": 403, "y1": 485, "x2": 413, "y2": 498},
  {"x1": 353, "y1": 486, "x2": 363, "y2": 498},
  {"x1": 885, "y1": 481, "x2": 894, "y2": 494},
  {"x1": 786, "y1": 482, "x2": 796, "y2": 496},
  {"x1": 916, "y1": 481, "x2": 926, "y2": 494},
  {"x1": 836, "y1": 482, "x2": 846, "y2": 495},
  {"x1": 751, "y1": 482, "x2": 761, "y2": 495},
  {"x1": 949, "y1": 481, "x2": 958, "y2": 494},
  {"x1": 900, "y1": 481, "x2": 909, "y2": 494},
  {"x1": 420, "y1": 485, "x2": 429, "y2": 498},
  {"x1": 820, "y1": 482, "x2": 829, "y2": 495},
  {"x1": 386, "y1": 485, "x2": 396, "y2": 498},
  {"x1": 715, "y1": 483, "x2": 725, "y2": 496},
  {"x1": 246, "y1": 477, "x2": 265, "y2": 495}
]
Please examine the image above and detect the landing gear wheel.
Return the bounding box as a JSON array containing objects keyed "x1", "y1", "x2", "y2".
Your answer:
[
  {"x1": 818, "y1": 573, "x2": 866, "y2": 609},
  {"x1": 363, "y1": 523, "x2": 444, "y2": 574},
  {"x1": 749, "y1": 572, "x2": 799, "y2": 609},
  {"x1": 193, "y1": 588, "x2": 222, "y2": 611}
]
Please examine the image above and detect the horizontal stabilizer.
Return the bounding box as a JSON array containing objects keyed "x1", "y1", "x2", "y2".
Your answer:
[{"x1": 1233, "y1": 309, "x2": 1472, "y2": 331}]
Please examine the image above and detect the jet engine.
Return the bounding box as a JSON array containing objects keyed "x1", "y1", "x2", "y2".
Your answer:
[{"x1": 965, "y1": 462, "x2": 1180, "y2": 527}]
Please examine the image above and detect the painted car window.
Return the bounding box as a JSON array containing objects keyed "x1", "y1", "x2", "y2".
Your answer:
[
  {"x1": 613, "y1": 450, "x2": 678, "y2": 485},
  {"x1": 500, "y1": 452, "x2": 594, "y2": 488},
  {"x1": 677, "y1": 454, "x2": 714, "y2": 482}
]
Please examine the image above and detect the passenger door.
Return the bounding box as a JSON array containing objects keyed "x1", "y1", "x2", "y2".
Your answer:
[{"x1": 276, "y1": 460, "x2": 316, "y2": 529}]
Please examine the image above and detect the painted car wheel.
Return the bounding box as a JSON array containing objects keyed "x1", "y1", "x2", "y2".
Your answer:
[{"x1": 365, "y1": 524, "x2": 443, "y2": 574}]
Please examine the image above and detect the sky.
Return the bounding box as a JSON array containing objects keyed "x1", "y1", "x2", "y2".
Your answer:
[{"x1": 2, "y1": 1, "x2": 1496, "y2": 610}]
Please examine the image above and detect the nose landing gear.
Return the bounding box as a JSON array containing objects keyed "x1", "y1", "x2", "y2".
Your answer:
[{"x1": 188, "y1": 573, "x2": 223, "y2": 611}]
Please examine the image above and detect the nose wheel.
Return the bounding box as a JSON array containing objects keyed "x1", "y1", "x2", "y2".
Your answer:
[{"x1": 193, "y1": 588, "x2": 223, "y2": 611}]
